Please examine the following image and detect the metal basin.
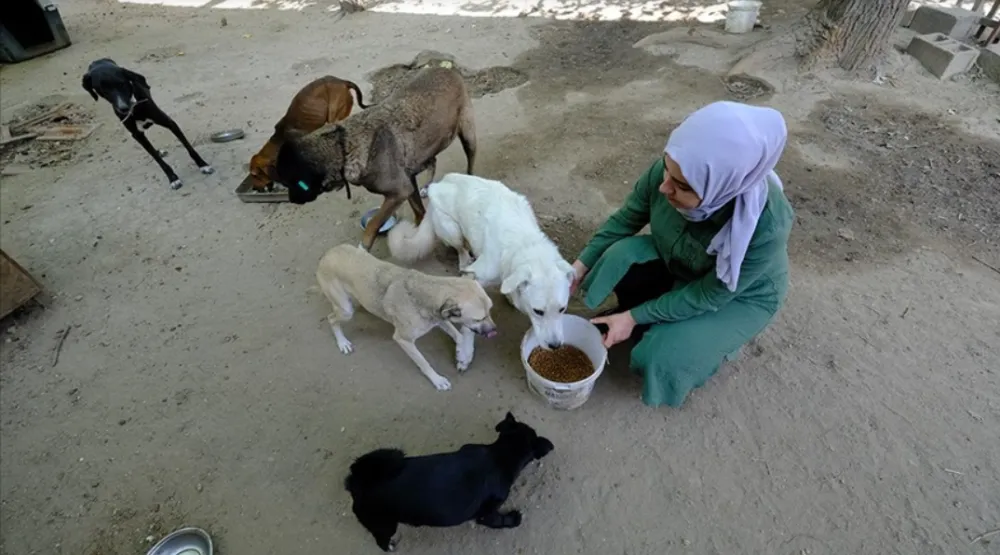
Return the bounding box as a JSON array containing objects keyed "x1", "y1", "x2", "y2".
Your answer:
[
  {"x1": 360, "y1": 207, "x2": 398, "y2": 234},
  {"x1": 210, "y1": 129, "x2": 245, "y2": 143},
  {"x1": 146, "y1": 527, "x2": 213, "y2": 555}
]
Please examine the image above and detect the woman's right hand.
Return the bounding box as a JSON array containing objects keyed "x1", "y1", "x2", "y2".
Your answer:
[{"x1": 570, "y1": 259, "x2": 589, "y2": 295}]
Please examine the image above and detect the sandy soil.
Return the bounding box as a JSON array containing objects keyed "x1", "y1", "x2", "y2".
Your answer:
[{"x1": 1, "y1": 0, "x2": 999, "y2": 554}]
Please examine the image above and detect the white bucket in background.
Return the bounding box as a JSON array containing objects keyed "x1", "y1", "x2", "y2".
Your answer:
[
  {"x1": 725, "y1": 0, "x2": 762, "y2": 34},
  {"x1": 520, "y1": 314, "x2": 608, "y2": 411}
]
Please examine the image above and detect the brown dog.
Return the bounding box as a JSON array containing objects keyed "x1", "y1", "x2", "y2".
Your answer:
[
  {"x1": 241, "y1": 76, "x2": 370, "y2": 192},
  {"x1": 274, "y1": 66, "x2": 476, "y2": 251}
]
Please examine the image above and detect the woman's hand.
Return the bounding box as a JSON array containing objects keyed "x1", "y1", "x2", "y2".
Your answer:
[
  {"x1": 590, "y1": 310, "x2": 636, "y2": 349},
  {"x1": 570, "y1": 260, "x2": 589, "y2": 295}
]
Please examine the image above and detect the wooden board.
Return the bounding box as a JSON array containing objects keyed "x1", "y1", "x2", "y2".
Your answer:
[
  {"x1": 35, "y1": 123, "x2": 102, "y2": 141},
  {"x1": 8, "y1": 102, "x2": 71, "y2": 135},
  {"x1": 0, "y1": 249, "x2": 43, "y2": 320}
]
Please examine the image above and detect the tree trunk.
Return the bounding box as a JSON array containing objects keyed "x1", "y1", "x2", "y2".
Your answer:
[{"x1": 794, "y1": 0, "x2": 911, "y2": 72}]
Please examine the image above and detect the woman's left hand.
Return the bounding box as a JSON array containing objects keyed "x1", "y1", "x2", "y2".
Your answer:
[{"x1": 590, "y1": 311, "x2": 636, "y2": 348}]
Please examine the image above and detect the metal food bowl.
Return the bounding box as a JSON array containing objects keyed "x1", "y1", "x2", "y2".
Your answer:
[
  {"x1": 360, "y1": 208, "x2": 398, "y2": 234},
  {"x1": 146, "y1": 527, "x2": 213, "y2": 555},
  {"x1": 210, "y1": 129, "x2": 245, "y2": 143}
]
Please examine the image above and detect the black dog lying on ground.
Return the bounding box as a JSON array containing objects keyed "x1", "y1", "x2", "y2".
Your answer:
[
  {"x1": 344, "y1": 412, "x2": 554, "y2": 552},
  {"x1": 82, "y1": 58, "x2": 214, "y2": 190}
]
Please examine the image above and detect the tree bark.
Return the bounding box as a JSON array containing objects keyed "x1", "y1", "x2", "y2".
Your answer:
[{"x1": 794, "y1": 0, "x2": 911, "y2": 72}]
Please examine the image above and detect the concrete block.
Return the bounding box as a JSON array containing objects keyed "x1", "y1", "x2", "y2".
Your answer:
[
  {"x1": 901, "y1": 7, "x2": 918, "y2": 28},
  {"x1": 908, "y1": 6, "x2": 981, "y2": 39},
  {"x1": 978, "y1": 43, "x2": 1000, "y2": 84},
  {"x1": 907, "y1": 33, "x2": 979, "y2": 79}
]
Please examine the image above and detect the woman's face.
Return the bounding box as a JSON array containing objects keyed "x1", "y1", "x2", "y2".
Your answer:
[{"x1": 658, "y1": 155, "x2": 701, "y2": 211}]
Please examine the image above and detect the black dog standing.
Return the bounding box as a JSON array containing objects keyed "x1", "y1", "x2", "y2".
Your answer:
[
  {"x1": 82, "y1": 58, "x2": 214, "y2": 190},
  {"x1": 344, "y1": 412, "x2": 554, "y2": 552}
]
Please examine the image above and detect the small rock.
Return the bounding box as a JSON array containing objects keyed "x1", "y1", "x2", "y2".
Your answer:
[
  {"x1": 196, "y1": 483, "x2": 203, "y2": 492},
  {"x1": 220, "y1": 17, "x2": 227, "y2": 26},
  {"x1": 836, "y1": 228, "x2": 855, "y2": 241},
  {"x1": 74, "y1": 295, "x2": 84, "y2": 301},
  {"x1": 118, "y1": 418, "x2": 128, "y2": 426}
]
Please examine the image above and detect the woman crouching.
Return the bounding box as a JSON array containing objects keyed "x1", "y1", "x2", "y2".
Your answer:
[{"x1": 572, "y1": 101, "x2": 794, "y2": 408}]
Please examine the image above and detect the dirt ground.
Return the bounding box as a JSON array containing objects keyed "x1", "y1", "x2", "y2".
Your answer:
[{"x1": 1, "y1": 0, "x2": 999, "y2": 553}]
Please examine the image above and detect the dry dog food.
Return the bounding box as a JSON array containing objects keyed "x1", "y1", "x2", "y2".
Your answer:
[{"x1": 528, "y1": 345, "x2": 594, "y2": 383}]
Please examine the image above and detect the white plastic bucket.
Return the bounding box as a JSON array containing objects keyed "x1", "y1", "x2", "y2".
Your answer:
[
  {"x1": 725, "y1": 1, "x2": 762, "y2": 34},
  {"x1": 520, "y1": 314, "x2": 608, "y2": 411}
]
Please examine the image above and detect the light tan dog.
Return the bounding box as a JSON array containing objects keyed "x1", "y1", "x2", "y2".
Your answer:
[{"x1": 315, "y1": 244, "x2": 497, "y2": 391}]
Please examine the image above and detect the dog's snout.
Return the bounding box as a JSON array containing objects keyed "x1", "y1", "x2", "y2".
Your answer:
[
  {"x1": 547, "y1": 342, "x2": 562, "y2": 349},
  {"x1": 478, "y1": 324, "x2": 498, "y2": 339}
]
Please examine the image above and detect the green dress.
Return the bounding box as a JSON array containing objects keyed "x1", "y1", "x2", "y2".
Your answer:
[{"x1": 578, "y1": 158, "x2": 794, "y2": 408}]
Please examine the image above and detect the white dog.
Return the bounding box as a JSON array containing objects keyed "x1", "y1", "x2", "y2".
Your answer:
[{"x1": 388, "y1": 173, "x2": 574, "y2": 349}]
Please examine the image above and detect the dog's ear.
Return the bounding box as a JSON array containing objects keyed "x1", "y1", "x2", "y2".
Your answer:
[
  {"x1": 439, "y1": 299, "x2": 462, "y2": 320},
  {"x1": 122, "y1": 68, "x2": 150, "y2": 91},
  {"x1": 81, "y1": 73, "x2": 98, "y2": 101},
  {"x1": 495, "y1": 411, "x2": 518, "y2": 433},
  {"x1": 248, "y1": 153, "x2": 265, "y2": 173},
  {"x1": 500, "y1": 266, "x2": 531, "y2": 296},
  {"x1": 532, "y1": 437, "x2": 554, "y2": 459},
  {"x1": 276, "y1": 140, "x2": 320, "y2": 203},
  {"x1": 557, "y1": 259, "x2": 576, "y2": 284}
]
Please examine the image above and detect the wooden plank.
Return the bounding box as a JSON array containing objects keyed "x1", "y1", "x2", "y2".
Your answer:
[
  {"x1": 0, "y1": 132, "x2": 39, "y2": 146},
  {"x1": 1, "y1": 164, "x2": 33, "y2": 176},
  {"x1": 8, "y1": 102, "x2": 71, "y2": 135},
  {"x1": 0, "y1": 249, "x2": 43, "y2": 320},
  {"x1": 35, "y1": 122, "x2": 101, "y2": 141}
]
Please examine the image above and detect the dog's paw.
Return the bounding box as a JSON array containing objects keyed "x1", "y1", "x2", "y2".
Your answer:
[
  {"x1": 430, "y1": 374, "x2": 452, "y2": 391},
  {"x1": 503, "y1": 510, "x2": 522, "y2": 527},
  {"x1": 199, "y1": 165, "x2": 215, "y2": 175},
  {"x1": 337, "y1": 338, "x2": 354, "y2": 354},
  {"x1": 456, "y1": 344, "x2": 474, "y2": 373},
  {"x1": 169, "y1": 179, "x2": 183, "y2": 190}
]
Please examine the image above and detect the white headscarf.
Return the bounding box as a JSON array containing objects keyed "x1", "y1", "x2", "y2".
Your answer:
[{"x1": 664, "y1": 101, "x2": 787, "y2": 292}]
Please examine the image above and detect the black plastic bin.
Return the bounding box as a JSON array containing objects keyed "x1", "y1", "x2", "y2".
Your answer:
[{"x1": 0, "y1": 0, "x2": 71, "y2": 64}]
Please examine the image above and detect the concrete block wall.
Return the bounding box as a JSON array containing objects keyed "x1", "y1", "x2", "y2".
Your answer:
[
  {"x1": 978, "y1": 43, "x2": 1000, "y2": 84},
  {"x1": 906, "y1": 33, "x2": 980, "y2": 79},
  {"x1": 908, "y1": 6, "x2": 982, "y2": 39}
]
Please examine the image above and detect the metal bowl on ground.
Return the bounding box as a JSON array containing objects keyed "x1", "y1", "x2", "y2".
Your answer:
[
  {"x1": 210, "y1": 128, "x2": 245, "y2": 143},
  {"x1": 146, "y1": 527, "x2": 213, "y2": 555},
  {"x1": 360, "y1": 207, "x2": 398, "y2": 234}
]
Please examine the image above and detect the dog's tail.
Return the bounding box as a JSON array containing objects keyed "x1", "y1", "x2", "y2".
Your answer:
[
  {"x1": 345, "y1": 80, "x2": 371, "y2": 110},
  {"x1": 387, "y1": 206, "x2": 438, "y2": 264},
  {"x1": 344, "y1": 448, "x2": 406, "y2": 494}
]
